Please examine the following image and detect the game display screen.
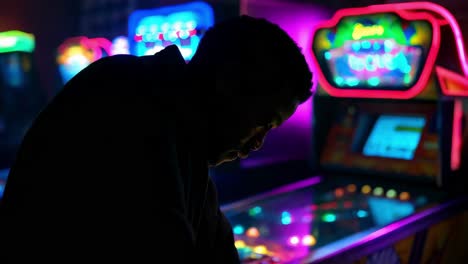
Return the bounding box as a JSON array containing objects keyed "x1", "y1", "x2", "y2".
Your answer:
[
  {"x1": 320, "y1": 101, "x2": 440, "y2": 179},
  {"x1": 223, "y1": 179, "x2": 432, "y2": 263},
  {"x1": 362, "y1": 115, "x2": 426, "y2": 160},
  {"x1": 312, "y1": 12, "x2": 434, "y2": 90},
  {"x1": 128, "y1": 1, "x2": 214, "y2": 60}
]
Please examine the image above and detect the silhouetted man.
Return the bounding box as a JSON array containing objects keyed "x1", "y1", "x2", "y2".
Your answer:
[{"x1": 0, "y1": 15, "x2": 312, "y2": 263}]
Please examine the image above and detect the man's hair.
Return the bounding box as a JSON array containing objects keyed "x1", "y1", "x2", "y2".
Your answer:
[{"x1": 189, "y1": 15, "x2": 313, "y2": 105}]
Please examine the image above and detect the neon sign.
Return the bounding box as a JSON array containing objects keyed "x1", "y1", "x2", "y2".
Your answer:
[
  {"x1": 0, "y1": 30, "x2": 35, "y2": 53},
  {"x1": 311, "y1": 5, "x2": 440, "y2": 99},
  {"x1": 352, "y1": 23, "x2": 384, "y2": 40},
  {"x1": 128, "y1": 1, "x2": 214, "y2": 60},
  {"x1": 326, "y1": 39, "x2": 422, "y2": 88}
]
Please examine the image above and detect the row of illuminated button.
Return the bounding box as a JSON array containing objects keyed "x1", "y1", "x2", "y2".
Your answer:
[{"x1": 333, "y1": 184, "x2": 411, "y2": 201}]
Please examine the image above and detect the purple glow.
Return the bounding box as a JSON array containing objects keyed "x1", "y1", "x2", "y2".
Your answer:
[
  {"x1": 220, "y1": 176, "x2": 322, "y2": 211},
  {"x1": 245, "y1": 1, "x2": 328, "y2": 129},
  {"x1": 239, "y1": 0, "x2": 330, "y2": 168}
]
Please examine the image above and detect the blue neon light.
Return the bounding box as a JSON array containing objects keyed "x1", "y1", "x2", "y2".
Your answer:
[
  {"x1": 0, "y1": 168, "x2": 10, "y2": 199},
  {"x1": 128, "y1": 1, "x2": 214, "y2": 60}
]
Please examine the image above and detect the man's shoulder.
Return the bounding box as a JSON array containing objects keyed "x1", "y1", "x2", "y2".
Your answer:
[{"x1": 139, "y1": 45, "x2": 186, "y2": 68}]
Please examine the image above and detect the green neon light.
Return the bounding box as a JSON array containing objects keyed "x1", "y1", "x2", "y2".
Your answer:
[
  {"x1": 332, "y1": 14, "x2": 409, "y2": 48},
  {"x1": 0, "y1": 30, "x2": 35, "y2": 53},
  {"x1": 322, "y1": 213, "x2": 336, "y2": 222}
]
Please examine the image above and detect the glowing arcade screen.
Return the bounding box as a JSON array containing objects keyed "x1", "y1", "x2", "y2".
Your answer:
[
  {"x1": 320, "y1": 102, "x2": 440, "y2": 179},
  {"x1": 128, "y1": 1, "x2": 214, "y2": 60},
  {"x1": 362, "y1": 115, "x2": 426, "y2": 160},
  {"x1": 312, "y1": 12, "x2": 434, "y2": 91}
]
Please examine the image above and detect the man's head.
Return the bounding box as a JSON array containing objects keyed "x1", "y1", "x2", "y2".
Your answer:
[{"x1": 187, "y1": 15, "x2": 313, "y2": 166}]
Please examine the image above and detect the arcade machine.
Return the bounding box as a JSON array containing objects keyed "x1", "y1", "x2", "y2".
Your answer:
[
  {"x1": 0, "y1": 30, "x2": 46, "y2": 198},
  {"x1": 127, "y1": 1, "x2": 214, "y2": 61},
  {"x1": 56, "y1": 36, "x2": 113, "y2": 85},
  {"x1": 221, "y1": 2, "x2": 468, "y2": 263}
]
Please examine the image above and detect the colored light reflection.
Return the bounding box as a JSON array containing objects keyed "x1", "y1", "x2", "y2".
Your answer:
[
  {"x1": 386, "y1": 189, "x2": 397, "y2": 198},
  {"x1": 235, "y1": 240, "x2": 246, "y2": 248},
  {"x1": 346, "y1": 184, "x2": 357, "y2": 192},
  {"x1": 373, "y1": 187, "x2": 384, "y2": 196},
  {"x1": 301, "y1": 213, "x2": 314, "y2": 223},
  {"x1": 288, "y1": 236, "x2": 300, "y2": 246},
  {"x1": 249, "y1": 206, "x2": 262, "y2": 216},
  {"x1": 233, "y1": 225, "x2": 244, "y2": 235},
  {"x1": 334, "y1": 188, "x2": 345, "y2": 197},
  {"x1": 281, "y1": 211, "x2": 292, "y2": 225},
  {"x1": 400, "y1": 191, "x2": 411, "y2": 201},
  {"x1": 253, "y1": 245, "x2": 268, "y2": 255},
  {"x1": 322, "y1": 213, "x2": 337, "y2": 222},
  {"x1": 246, "y1": 227, "x2": 260, "y2": 238},
  {"x1": 361, "y1": 185, "x2": 372, "y2": 194},
  {"x1": 302, "y1": 235, "x2": 317, "y2": 246},
  {"x1": 356, "y1": 210, "x2": 369, "y2": 218}
]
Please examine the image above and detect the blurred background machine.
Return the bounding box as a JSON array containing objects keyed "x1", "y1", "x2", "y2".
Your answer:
[
  {"x1": 0, "y1": 30, "x2": 47, "y2": 180},
  {"x1": 220, "y1": 2, "x2": 468, "y2": 263}
]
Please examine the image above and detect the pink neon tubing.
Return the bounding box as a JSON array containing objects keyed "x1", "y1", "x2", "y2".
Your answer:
[
  {"x1": 310, "y1": 7, "x2": 440, "y2": 99},
  {"x1": 368, "y1": 2, "x2": 468, "y2": 77}
]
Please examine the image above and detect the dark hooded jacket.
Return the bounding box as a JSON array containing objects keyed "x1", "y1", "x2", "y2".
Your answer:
[{"x1": 0, "y1": 45, "x2": 240, "y2": 263}]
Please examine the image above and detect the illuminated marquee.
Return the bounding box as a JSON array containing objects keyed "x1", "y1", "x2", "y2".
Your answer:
[
  {"x1": 326, "y1": 38, "x2": 422, "y2": 87},
  {"x1": 311, "y1": 7, "x2": 440, "y2": 99},
  {"x1": 128, "y1": 1, "x2": 214, "y2": 60}
]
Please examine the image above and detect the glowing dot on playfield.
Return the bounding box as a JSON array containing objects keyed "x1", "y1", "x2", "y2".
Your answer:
[
  {"x1": 322, "y1": 213, "x2": 336, "y2": 222},
  {"x1": 253, "y1": 245, "x2": 268, "y2": 255},
  {"x1": 373, "y1": 187, "x2": 384, "y2": 196},
  {"x1": 233, "y1": 225, "x2": 244, "y2": 235},
  {"x1": 357, "y1": 210, "x2": 368, "y2": 218},
  {"x1": 246, "y1": 227, "x2": 260, "y2": 238},
  {"x1": 361, "y1": 185, "x2": 372, "y2": 194},
  {"x1": 289, "y1": 236, "x2": 300, "y2": 246},
  {"x1": 386, "y1": 189, "x2": 397, "y2": 198},
  {"x1": 346, "y1": 184, "x2": 357, "y2": 192},
  {"x1": 249, "y1": 206, "x2": 262, "y2": 216},
  {"x1": 235, "y1": 240, "x2": 246, "y2": 248},
  {"x1": 302, "y1": 235, "x2": 317, "y2": 246},
  {"x1": 400, "y1": 192, "x2": 411, "y2": 201}
]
